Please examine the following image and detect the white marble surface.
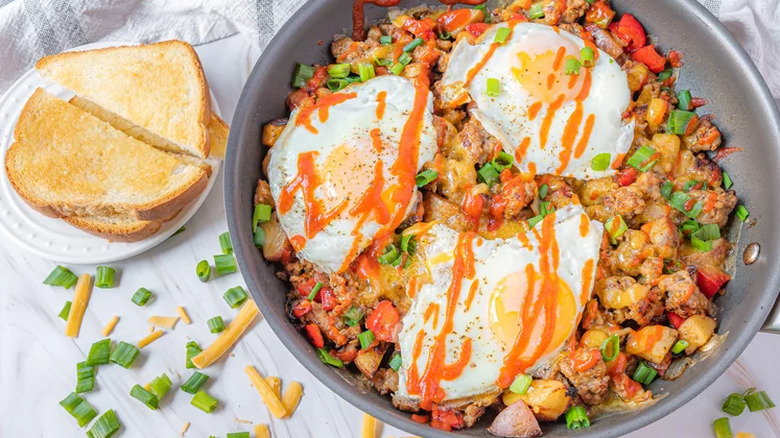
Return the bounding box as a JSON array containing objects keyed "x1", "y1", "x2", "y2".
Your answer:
[{"x1": 1, "y1": 34, "x2": 779, "y2": 438}]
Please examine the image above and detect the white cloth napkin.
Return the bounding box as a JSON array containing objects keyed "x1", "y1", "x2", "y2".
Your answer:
[{"x1": 0, "y1": 0, "x2": 778, "y2": 102}]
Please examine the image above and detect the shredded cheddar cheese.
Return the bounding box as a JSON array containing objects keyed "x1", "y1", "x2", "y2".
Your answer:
[
  {"x1": 361, "y1": 413, "x2": 377, "y2": 438},
  {"x1": 281, "y1": 381, "x2": 303, "y2": 418},
  {"x1": 176, "y1": 306, "x2": 191, "y2": 324},
  {"x1": 265, "y1": 376, "x2": 281, "y2": 399},
  {"x1": 102, "y1": 315, "x2": 119, "y2": 336},
  {"x1": 191, "y1": 299, "x2": 259, "y2": 368},
  {"x1": 138, "y1": 329, "x2": 165, "y2": 348},
  {"x1": 148, "y1": 315, "x2": 179, "y2": 329},
  {"x1": 65, "y1": 274, "x2": 92, "y2": 337},
  {"x1": 179, "y1": 421, "x2": 190, "y2": 437},
  {"x1": 245, "y1": 365, "x2": 286, "y2": 418},
  {"x1": 254, "y1": 424, "x2": 270, "y2": 438}
]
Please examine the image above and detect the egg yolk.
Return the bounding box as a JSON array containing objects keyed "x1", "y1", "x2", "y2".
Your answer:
[
  {"x1": 511, "y1": 44, "x2": 587, "y2": 105},
  {"x1": 320, "y1": 141, "x2": 377, "y2": 211}
]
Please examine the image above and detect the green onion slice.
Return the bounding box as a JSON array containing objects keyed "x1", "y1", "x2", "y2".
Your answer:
[
  {"x1": 690, "y1": 224, "x2": 720, "y2": 252},
  {"x1": 317, "y1": 348, "x2": 344, "y2": 368},
  {"x1": 403, "y1": 37, "x2": 424, "y2": 53},
  {"x1": 254, "y1": 226, "x2": 266, "y2": 248},
  {"x1": 191, "y1": 390, "x2": 219, "y2": 413},
  {"x1": 44, "y1": 265, "x2": 79, "y2": 288},
  {"x1": 671, "y1": 339, "x2": 690, "y2": 355},
  {"x1": 307, "y1": 282, "x2": 324, "y2": 301},
  {"x1": 398, "y1": 52, "x2": 412, "y2": 66},
  {"x1": 60, "y1": 392, "x2": 97, "y2": 427},
  {"x1": 227, "y1": 433, "x2": 251, "y2": 438},
  {"x1": 415, "y1": 169, "x2": 438, "y2": 187},
  {"x1": 388, "y1": 352, "x2": 402, "y2": 371},
  {"x1": 539, "y1": 184, "x2": 549, "y2": 200},
  {"x1": 343, "y1": 306, "x2": 364, "y2": 327},
  {"x1": 224, "y1": 286, "x2": 249, "y2": 309},
  {"x1": 196, "y1": 260, "x2": 211, "y2": 282},
  {"x1": 539, "y1": 201, "x2": 555, "y2": 217},
  {"x1": 253, "y1": 204, "x2": 272, "y2": 232},
  {"x1": 130, "y1": 384, "x2": 159, "y2": 410},
  {"x1": 745, "y1": 390, "x2": 775, "y2": 412},
  {"x1": 327, "y1": 63, "x2": 351, "y2": 79},
  {"x1": 58, "y1": 300, "x2": 72, "y2": 321},
  {"x1": 658, "y1": 68, "x2": 673, "y2": 81},
  {"x1": 527, "y1": 215, "x2": 544, "y2": 228},
  {"x1": 509, "y1": 374, "x2": 532, "y2": 395},
  {"x1": 207, "y1": 316, "x2": 226, "y2": 334},
  {"x1": 564, "y1": 58, "x2": 581, "y2": 75},
  {"x1": 378, "y1": 244, "x2": 400, "y2": 265},
  {"x1": 400, "y1": 234, "x2": 416, "y2": 255},
  {"x1": 358, "y1": 330, "x2": 375, "y2": 350},
  {"x1": 683, "y1": 180, "x2": 702, "y2": 192},
  {"x1": 95, "y1": 266, "x2": 116, "y2": 289},
  {"x1": 477, "y1": 163, "x2": 500, "y2": 187},
  {"x1": 219, "y1": 231, "x2": 233, "y2": 254},
  {"x1": 668, "y1": 191, "x2": 703, "y2": 219},
  {"x1": 580, "y1": 46, "x2": 595, "y2": 68},
  {"x1": 660, "y1": 181, "x2": 674, "y2": 199},
  {"x1": 712, "y1": 417, "x2": 732, "y2": 438},
  {"x1": 667, "y1": 110, "x2": 697, "y2": 135},
  {"x1": 600, "y1": 335, "x2": 620, "y2": 361},
  {"x1": 86, "y1": 409, "x2": 120, "y2": 438},
  {"x1": 680, "y1": 220, "x2": 700, "y2": 235},
  {"x1": 390, "y1": 62, "x2": 404, "y2": 76},
  {"x1": 494, "y1": 27, "x2": 511, "y2": 44},
  {"x1": 214, "y1": 254, "x2": 238, "y2": 276},
  {"x1": 632, "y1": 361, "x2": 658, "y2": 385},
  {"x1": 358, "y1": 63, "x2": 375, "y2": 82},
  {"x1": 590, "y1": 152, "x2": 611, "y2": 171},
  {"x1": 181, "y1": 371, "x2": 210, "y2": 394},
  {"x1": 292, "y1": 63, "x2": 315, "y2": 88},
  {"x1": 75, "y1": 361, "x2": 96, "y2": 393},
  {"x1": 131, "y1": 288, "x2": 152, "y2": 307},
  {"x1": 528, "y1": 2, "x2": 544, "y2": 19},
  {"x1": 722, "y1": 393, "x2": 746, "y2": 416},
  {"x1": 485, "y1": 77, "x2": 500, "y2": 97},
  {"x1": 110, "y1": 341, "x2": 140, "y2": 369},
  {"x1": 722, "y1": 171, "x2": 733, "y2": 190},
  {"x1": 605, "y1": 215, "x2": 628, "y2": 244},
  {"x1": 186, "y1": 341, "x2": 203, "y2": 369},
  {"x1": 626, "y1": 145, "x2": 659, "y2": 172},
  {"x1": 677, "y1": 89, "x2": 693, "y2": 111},
  {"x1": 491, "y1": 151, "x2": 514, "y2": 172},
  {"x1": 565, "y1": 406, "x2": 590, "y2": 430},
  {"x1": 327, "y1": 78, "x2": 350, "y2": 92},
  {"x1": 86, "y1": 339, "x2": 112, "y2": 366},
  {"x1": 149, "y1": 373, "x2": 172, "y2": 400},
  {"x1": 380, "y1": 35, "x2": 392, "y2": 45},
  {"x1": 736, "y1": 205, "x2": 750, "y2": 222}
]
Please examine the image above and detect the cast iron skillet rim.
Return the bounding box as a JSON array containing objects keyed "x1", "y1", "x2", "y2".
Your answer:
[{"x1": 225, "y1": 0, "x2": 780, "y2": 436}]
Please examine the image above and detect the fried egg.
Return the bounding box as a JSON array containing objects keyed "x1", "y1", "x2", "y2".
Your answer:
[
  {"x1": 268, "y1": 75, "x2": 437, "y2": 273},
  {"x1": 396, "y1": 204, "x2": 602, "y2": 406},
  {"x1": 440, "y1": 22, "x2": 634, "y2": 179}
]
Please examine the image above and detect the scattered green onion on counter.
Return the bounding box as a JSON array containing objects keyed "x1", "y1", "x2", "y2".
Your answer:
[
  {"x1": 95, "y1": 266, "x2": 116, "y2": 289},
  {"x1": 712, "y1": 417, "x2": 732, "y2": 438},
  {"x1": 721, "y1": 392, "x2": 746, "y2": 416},
  {"x1": 186, "y1": 341, "x2": 203, "y2": 369},
  {"x1": 192, "y1": 391, "x2": 219, "y2": 413},
  {"x1": 207, "y1": 316, "x2": 226, "y2": 334},
  {"x1": 181, "y1": 371, "x2": 210, "y2": 394},
  {"x1": 58, "y1": 300, "x2": 72, "y2": 321},
  {"x1": 219, "y1": 231, "x2": 233, "y2": 254},
  {"x1": 130, "y1": 384, "x2": 159, "y2": 410},
  {"x1": 131, "y1": 288, "x2": 152, "y2": 307},
  {"x1": 59, "y1": 392, "x2": 97, "y2": 427},
  {"x1": 44, "y1": 265, "x2": 79, "y2": 289},
  {"x1": 86, "y1": 339, "x2": 112, "y2": 366},
  {"x1": 110, "y1": 341, "x2": 140, "y2": 369},
  {"x1": 744, "y1": 388, "x2": 775, "y2": 412},
  {"x1": 509, "y1": 374, "x2": 532, "y2": 395},
  {"x1": 75, "y1": 361, "x2": 96, "y2": 393},
  {"x1": 224, "y1": 286, "x2": 248, "y2": 309},
  {"x1": 214, "y1": 254, "x2": 237, "y2": 276},
  {"x1": 87, "y1": 409, "x2": 120, "y2": 438},
  {"x1": 148, "y1": 373, "x2": 172, "y2": 400},
  {"x1": 227, "y1": 433, "x2": 250, "y2": 438},
  {"x1": 196, "y1": 260, "x2": 211, "y2": 282}
]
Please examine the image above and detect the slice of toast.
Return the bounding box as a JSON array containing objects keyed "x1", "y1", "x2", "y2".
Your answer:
[
  {"x1": 64, "y1": 214, "x2": 163, "y2": 243},
  {"x1": 36, "y1": 40, "x2": 211, "y2": 159},
  {"x1": 4, "y1": 89, "x2": 209, "y2": 221}
]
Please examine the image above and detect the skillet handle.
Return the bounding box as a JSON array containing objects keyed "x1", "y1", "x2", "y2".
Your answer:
[{"x1": 761, "y1": 296, "x2": 780, "y2": 334}]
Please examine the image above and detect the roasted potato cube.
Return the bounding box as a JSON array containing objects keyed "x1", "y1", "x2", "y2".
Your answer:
[
  {"x1": 678, "y1": 315, "x2": 716, "y2": 354},
  {"x1": 651, "y1": 133, "x2": 681, "y2": 174},
  {"x1": 354, "y1": 348, "x2": 384, "y2": 378},
  {"x1": 626, "y1": 325, "x2": 678, "y2": 364},
  {"x1": 580, "y1": 330, "x2": 609, "y2": 349},
  {"x1": 508, "y1": 380, "x2": 571, "y2": 422},
  {"x1": 261, "y1": 119, "x2": 287, "y2": 147},
  {"x1": 260, "y1": 214, "x2": 289, "y2": 262}
]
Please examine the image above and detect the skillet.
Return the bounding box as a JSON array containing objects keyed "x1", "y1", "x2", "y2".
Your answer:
[{"x1": 225, "y1": 0, "x2": 780, "y2": 436}]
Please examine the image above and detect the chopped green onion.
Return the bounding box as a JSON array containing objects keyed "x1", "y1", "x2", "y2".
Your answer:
[
  {"x1": 358, "y1": 63, "x2": 375, "y2": 82},
  {"x1": 227, "y1": 433, "x2": 251, "y2": 438},
  {"x1": 658, "y1": 68, "x2": 673, "y2": 81},
  {"x1": 677, "y1": 89, "x2": 692, "y2": 111},
  {"x1": 477, "y1": 163, "x2": 500, "y2": 187},
  {"x1": 292, "y1": 63, "x2": 314, "y2": 88},
  {"x1": 564, "y1": 58, "x2": 581, "y2": 75},
  {"x1": 86, "y1": 339, "x2": 112, "y2": 366},
  {"x1": 378, "y1": 244, "x2": 400, "y2": 265},
  {"x1": 327, "y1": 78, "x2": 350, "y2": 92},
  {"x1": 327, "y1": 63, "x2": 351, "y2": 78},
  {"x1": 131, "y1": 287, "x2": 152, "y2": 306},
  {"x1": 207, "y1": 316, "x2": 226, "y2": 334},
  {"x1": 722, "y1": 171, "x2": 733, "y2": 190},
  {"x1": 605, "y1": 215, "x2": 628, "y2": 244},
  {"x1": 95, "y1": 266, "x2": 116, "y2": 288},
  {"x1": 680, "y1": 220, "x2": 700, "y2": 235},
  {"x1": 713, "y1": 417, "x2": 732, "y2": 438},
  {"x1": 627, "y1": 145, "x2": 658, "y2": 172},
  {"x1": 253, "y1": 204, "x2": 272, "y2": 232},
  {"x1": 60, "y1": 392, "x2": 97, "y2": 427},
  {"x1": 722, "y1": 393, "x2": 746, "y2": 416},
  {"x1": 86, "y1": 409, "x2": 120, "y2": 438},
  {"x1": 223, "y1": 286, "x2": 249, "y2": 309},
  {"x1": 509, "y1": 374, "x2": 532, "y2": 395},
  {"x1": 254, "y1": 226, "x2": 266, "y2": 248},
  {"x1": 186, "y1": 341, "x2": 202, "y2": 369},
  {"x1": 219, "y1": 231, "x2": 233, "y2": 254},
  {"x1": 196, "y1": 260, "x2": 211, "y2": 282},
  {"x1": 380, "y1": 35, "x2": 392, "y2": 45},
  {"x1": 745, "y1": 390, "x2": 775, "y2": 412},
  {"x1": 492, "y1": 151, "x2": 514, "y2": 172},
  {"x1": 110, "y1": 341, "x2": 140, "y2": 369},
  {"x1": 736, "y1": 205, "x2": 750, "y2": 222},
  {"x1": 667, "y1": 110, "x2": 697, "y2": 135},
  {"x1": 58, "y1": 300, "x2": 72, "y2": 320},
  {"x1": 632, "y1": 361, "x2": 658, "y2": 385},
  {"x1": 388, "y1": 352, "x2": 402, "y2": 371},
  {"x1": 343, "y1": 306, "x2": 364, "y2": 327},
  {"x1": 75, "y1": 361, "x2": 96, "y2": 393},
  {"x1": 494, "y1": 27, "x2": 511, "y2": 44},
  {"x1": 682, "y1": 179, "x2": 701, "y2": 192},
  {"x1": 181, "y1": 371, "x2": 210, "y2": 394},
  {"x1": 485, "y1": 77, "x2": 500, "y2": 97},
  {"x1": 691, "y1": 223, "x2": 720, "y2": 251},
  {"x1": 400, "y1": 234, "x2": 416, "y2": 255},
  {"x1": 214, "y1": 254, "x2": 237, "y2": 276},
  {"x1": 149, "y1": 373, "x2": 172, "y2": 400},
  {"x1": 390, "y1": 62, "x2": 405, "y2": 76},
  {"x1": 565, "y1": 406, "x2": 590, "y2": 430},
  {"x1": 590, "y1": 152, "x2": 611, "y2": 171},
  {"x1": 307, "y1": 282, "x2": 323, "y2": 300},
  {"x1": 130, "y1": 384, "x2": 159, "y2": 410},
  {"x1": 600, "y1": 335, "x2": 620, "y2": 361},
  {"x1": 403, "y1": 37, "x2": 424, "y2": 53},
  {"x1": 580, "y1": 46, "x2": 595, "y2": 68},
  {"x1": 398, "y1": 52, "x2": 412, "y2": 66},
  {"x1": 375, "y1": 57, "x2": 391, "y2": 66},
  {"x1": 169, "y1": 226, "x2": 186, "y2": 238},
  {"x1": 661, "y1": 181, "x2": 674, "y2": 199},
  {"x1": 539, "y1": 184, "x2": 549, "y2": 200},
  {"x1": 668, "y1": 191, "x2": 703, "y2": 219},
  {"x1": 358, "y1": 330, "x2": 375, "y2": 350},
  {"x1": 528, "y1": 2, "x2": 544, "y2": 19},
  {"x1": 672, "y1": 339, "x2": 690, "y2": 355},
  {"x1": 539, "y1": 201, "x2": 555, "y2": 217},
  {"x1": 317, "y1": 348, "x2": 344, "y2": 368},
  {"x1": 527, "y1": 215, "x2": 544, "y2": 228},
  {"x1": 191, "y1": 390, "x2": 219, "y2": 413},
  {"x1": 438, "y1": 29, "x2": 451, "y2": 40},
  {"x1": 415, "y1": 169, "x2": 438, "y2": 187},
  {"x1": 44, "y1": 265, "x2": 78, "y2": 288}
]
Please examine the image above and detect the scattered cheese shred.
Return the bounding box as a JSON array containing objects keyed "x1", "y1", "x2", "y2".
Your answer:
[
  {"x1": 234, "y1": 417, "x2": 252, "y2": 425},
  {"x1": 362, "y1": 413, "x2": 377, "y2": 438},
  {"x1": 245, "y1": 365, "x2": 287, "y2": 418},
  {"x1": 138, "y1": 329, "x2": 165, "y2": 348},
  {"x1": 148, "y1": 315, "x2": 179, "y2": 329},
  {"x1": 177, "y1": 306, "x2": 191, "y2": 324},
  {"x1": 102, "y1": 315, "x2": 119, "y2": 336},
  {"x1": 281, "y1": 381, "x2": 303, "y2": 418},
  {"x1": 736, "y1": 434, "x2": 755, "y2": 438},
  {"x1": 191, "y1": 299, "x2": 259, "y2": 369},
  {"x1": 143, "y1": 383, "x2": 151, "y2": 391},
  {"x1": 65, "y1": 274, "x2": 92, "y2": 337},
  {"x1": 179, "y1": 421, "x2": 190, "y2": 437},
  {"x1": 254, "y1": 424, "x2": 270, "y2": 438},
  {"x1": 265, "y1": 376, "x2": 281, "y2": 399}
]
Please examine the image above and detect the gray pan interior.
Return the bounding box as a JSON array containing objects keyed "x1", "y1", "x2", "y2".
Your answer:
[{"x1": 225, "y1": 0, "x2": 780, "y2": 436}]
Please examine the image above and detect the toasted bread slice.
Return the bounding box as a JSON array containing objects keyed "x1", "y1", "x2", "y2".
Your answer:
[
  {"x1": 64, "y1": 214, "x2": 163, "y2": 242},
  {"x1": 36, "y1": 40, "x2": 211, "y2": 158},
  {"x1": 5, "y1": 89, "x2": 209, "y2": 221}
]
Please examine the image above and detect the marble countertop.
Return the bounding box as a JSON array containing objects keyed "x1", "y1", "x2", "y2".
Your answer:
[{"x1": 1, "y1": 34, "x2": 779, "y2": 438}]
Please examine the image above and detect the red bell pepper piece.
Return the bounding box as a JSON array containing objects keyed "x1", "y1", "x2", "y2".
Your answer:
[
  {"x1": 617, "y1": 166, "x2": 638, "y2": 186},
  {"x1": 667, "y1": 311, "x2": 686, "y2": 329},
  {"x1": 291, "y1": 299, "x2": 312, "y2": 318},
  {"x1": 631, "y1": 45, "x2": 666, "y2": 73},
  {"x1": 608, "y1": 22, "x2": 630, "y2": 45},
  {"x1": 320, "y1": 288, "x2": 336, "y2": 311},
  {"x1": 430, "y1": 406, "x2": 464, "y2": 432},
  {"x1": 585, "y1": 0, "x2": 616, "y2": 28},
  {"x1": 696, "y1": 265, "x2": 731, "y2": 299},
  {"x1": 465, "y1": 22, "x2": 490, "y2": 37},
  {"x1": 668, "y1": 50, "x2": 684, "y2": 68},
  {"x1": 411, "y1": 414, "x2": 430, "y2": 423},
  {"x1": 304, "y1": 323, "x2": 325, "y2": 348},
  {"x1": 617, "y1": 14, "x2": 646, "y2": 50},
  {"x1": 365, "y1": 300, "x2": 401, "y2": 342}
]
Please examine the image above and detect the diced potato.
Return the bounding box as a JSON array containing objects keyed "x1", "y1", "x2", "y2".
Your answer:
[
  {"x1": 595, "y1": 277, "x2": 650, "y2": 310},
  {"x1": 354, "y1": 349, "x2": 384, "y2": 378},
  {"x1": 261, "y1": 120, "x2": 287, "y2": 147},
  {"x1": 261, "y1": 214, "x2": 289, "y2": 262},
  {"x1": 651, "y1": 133, "x2": 681, "y2": 174},
  {"x1": 626, "y1": 62, "x2": 650, "y2": 93},
  {"x1": 517, "y1": 380, "x2": 571, "y2": 422},
  {"x1": 626, "y1": 325, "x2": 678, "y2": 364},
  {"x1": 489, "y1": 398, "x2": 541, "y2": 438},
  {"x1": 580, "y1": 329, "x2": 609, "y2": 349},
  {"x1": 678, "y1": 315, "x2": 716, "y2": 355},
  {"x1": 423, "y1": 193, "x2": 474, "y2": 233},
  {"x1": 579, "y1": 177, "x2": 617, "y2": 206}
]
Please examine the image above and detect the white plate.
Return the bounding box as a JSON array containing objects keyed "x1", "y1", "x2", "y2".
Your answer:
[{"x1": 0, "y1": 41, "x2": 221, "y2": 264}]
